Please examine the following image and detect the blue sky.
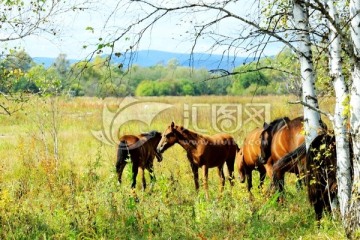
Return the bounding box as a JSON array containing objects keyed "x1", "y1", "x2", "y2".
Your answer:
[{"x1": 4, "y1": 0, "x2": 282, "y2": 59}]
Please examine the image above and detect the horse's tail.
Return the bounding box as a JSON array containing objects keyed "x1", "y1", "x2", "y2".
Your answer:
[
  {"x1": 272, "y1": 142, "x2": 306, "y2": 193},
  {"x1": 273, "y1": 142, "x2": 306, "y2": 173},
  {"x1": 116, "y1": 140, "x2": 130, "y2": 184}
]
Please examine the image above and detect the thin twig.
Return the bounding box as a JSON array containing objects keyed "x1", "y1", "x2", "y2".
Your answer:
[{"x1": 288, "y1": 100, "x2": 333, "y2": 121}]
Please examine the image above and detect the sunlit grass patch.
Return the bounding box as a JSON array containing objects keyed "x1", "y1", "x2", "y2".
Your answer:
[{"x1": 0, "y1": 95, "x2": 344, "y2": 239}]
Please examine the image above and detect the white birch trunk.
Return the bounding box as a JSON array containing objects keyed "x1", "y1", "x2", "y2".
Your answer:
[
  {"x1": 293, "y1": 0, "x2": 321, "y2": 148},
  {"x1": 327, "y1": 0, "x2": 352, "y2": 220},
  {"x1": 347, "y1": 0, "x2": 360, "y2": 235}
]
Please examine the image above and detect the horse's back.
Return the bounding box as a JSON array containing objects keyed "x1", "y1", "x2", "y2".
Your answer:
[
  {"x1": 211, "y1": 133, "x2": 236, "y2": 143},
  {"x1": 271, "y1": 117, "x2": 304, "y2": 161},
  {"x1": 118, "y1": 134, "x2": 156, "y2": 164},
  {"x1": 118, "y1": 134, "x2": 140, "y2": 146},
  {"x1": 242, "y1": 128, "x2": 262, "y2": 167},
  {"x1": 207, "y1": 133, "x2": 237, "y2": 152},
  {"x1": 199, "y1": 133, "x2": 237, "y2": 168}
]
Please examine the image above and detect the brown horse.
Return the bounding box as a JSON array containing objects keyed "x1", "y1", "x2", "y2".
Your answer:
[
  {"x1": 116, "y1": 131, "x2": 162, "y2": 190},
  {"x1": 236, "y1": 117, "x2": 289, "y2": 193},
  {"x1": 260, "y1": 116, "x2": 305, "y2": 194},
  {"x1": 306, "y1": 133, "x2": 337, "y2": 222},
  {"x1": 156, "y1": 122, "x2": 237, "y2": 199},
  {"x1": 236, "y1": 134, "x2": 267, "y2": 193}
]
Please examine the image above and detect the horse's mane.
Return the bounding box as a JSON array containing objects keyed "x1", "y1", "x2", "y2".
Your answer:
[
  {"x1": 140, "y1": 130, "x2": 160, "y2": 137},
  {"x1": 139, "y1": 131, "x2": 161, "y2": 143},
  {"x1": 268, "y1": 117, "x2": 290, "y2": 134},
  {"x1": 175, "y1": 126, "x2": 201, "y2": 140},
  {"x1": 288, "y1": 116, "x2": 304, "y2": 126}
]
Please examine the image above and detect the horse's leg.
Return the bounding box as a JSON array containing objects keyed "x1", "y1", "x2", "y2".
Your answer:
[
  {"x1": 295, "y1": 161, "x2": 305, "y2": 190},
  {"x1": 246, "y1": 169, "x2": 253, "y2": 192},
  {"x1": 217, "y1": 166, "x2": 225, "y2": 194},
  {"x1": 116, "y1": 158, "x2": 127, "y2": 185},
  {"x1": 274, "y1": 175, "x2": 285, "y2": 203},
  {"x1": 226, "y1": 158, "x2": 235, "y2": 186},
  {"x1": 264, "y1": 162, "x2": 273, "y2": 179},
  {"x1": 314, "y1": 201, "x2": 324, "y2": 223},
  {"x1": 272, "y1": 162, "x2": 286, "y2": 202},
  {"x1": 202, "y1": 165, "x2": 209, "y2": 199},
  {"x1": 147, "y1": 160, "x2": 156, "y2": 191},
  {"x1": 238, "y1": 165, "x2": 246, "y2": 183},
  {"x1": 245, "y1": 170, "x2": 254, "y2": 200},
  {"x1": 131, "y1": 163, "x2": 139, "y2": 189},
  {"x1": 191, "y1": 162, "x2": 200, "y2": 191},
  {"x1": 263, "y1": 162, "x2": 275, "y2": 194},
  {"x1": 140, "y1": 167, "x2": 146, "y2": 191},
  {"x1": 258, "y1": 167, "x2": 266, "y2": 189}
]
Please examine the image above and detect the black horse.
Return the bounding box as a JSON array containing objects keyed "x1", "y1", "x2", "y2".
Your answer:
[
  {"x1": 306, "y1": 133, "x2": 337, "y2": 222},
  {"x1": 116, "y1": 131, "x2": 162, "y2": 190}
]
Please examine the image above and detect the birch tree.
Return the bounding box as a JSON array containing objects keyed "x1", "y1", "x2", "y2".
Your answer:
[
  {"x1": 325, "y1": 0, "x2": 353, "y2": 221},
  {"x1": 292, "y1": 0, "x2": 322, "y2": 148},
  {"x1": 347, "y1": 0, "x2": 360, "y2": 236},
  {"x1": 303, "y1": 0, "x2": 360, "y2": 235}
]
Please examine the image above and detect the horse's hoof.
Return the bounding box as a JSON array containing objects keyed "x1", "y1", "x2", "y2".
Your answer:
[{"x1": 238, "y1": 176, "x2": 245, "y2": 183}]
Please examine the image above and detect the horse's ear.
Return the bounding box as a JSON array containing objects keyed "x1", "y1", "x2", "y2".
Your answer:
[
  {"x1": 263, "y1": 122, "x2": 269, "y2": 130},
  {"x1": 171, "y1": 121, "x2": 175, "y2": 129}
]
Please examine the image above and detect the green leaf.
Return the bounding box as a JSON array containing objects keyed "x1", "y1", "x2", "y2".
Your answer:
[{"x1": 85, "y1": 26, "x2": 94, "y2": 33}]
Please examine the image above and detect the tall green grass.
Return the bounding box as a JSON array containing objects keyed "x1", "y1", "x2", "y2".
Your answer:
[{"x1": 0, "y1": 95, "x2": 345, "y2": 239}]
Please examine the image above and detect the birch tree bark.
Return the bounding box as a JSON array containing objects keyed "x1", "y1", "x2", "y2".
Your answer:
[
  {"x1": 293, "y1": 0, "x2": 322, "y2": 148},
  {"x1": 326, "y1": 0, "x2": 353, "y2": 220},
  {"x1": 347, "y1": 0, "x2": 360, "y2": 236}
]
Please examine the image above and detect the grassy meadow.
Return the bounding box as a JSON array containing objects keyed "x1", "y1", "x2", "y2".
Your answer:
[{"x1": 0, "y1": 95, "x2": 347, "y2": 239}]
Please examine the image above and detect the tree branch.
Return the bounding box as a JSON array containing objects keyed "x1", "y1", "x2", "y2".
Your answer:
[{"x1": 288, "y1": 100, "x2": 334, "y2": 121}]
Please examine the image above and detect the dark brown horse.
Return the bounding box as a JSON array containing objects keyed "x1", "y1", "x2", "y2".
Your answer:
[
  {"x1": 236, "y1": 135, "x2": 267, "y2": 194},
  {"x1": 236, "y1": 118, "x2": 289, "y2": 193},
  {"x1": 156, "y1": 122, "x2": 237, "y2": 199},
  {"x1": 260, "y1": 116, "x2": 305, "y2": 194},
  {"x1": 116, "y1": 131, "x2": 162, "y2": 190},
  {"x1": 306, "y1": 133, "x2": 337, "y2": 222},
  {"x1": 236, "y1": 128, "x2": 267, "y2": 191}
]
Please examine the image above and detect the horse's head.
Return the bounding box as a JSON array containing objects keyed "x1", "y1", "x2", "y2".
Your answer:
[
  {"x1": 146, "y1": 131, "x2": 163, "y2": 162},
  {"x1": 259, "y1": 117, "x2": 290, "y2": 164},
  {"x1": 259, "y1": 122, "x2": 272, "y2": 164},
  {"x1": 156, "y1": 122, "x2": 178, "y2": 154},
  {"x1": 235, "y1": 147, "x2": 246, "y2": 183}
]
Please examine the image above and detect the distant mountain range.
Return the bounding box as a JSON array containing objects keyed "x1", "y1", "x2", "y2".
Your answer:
[{"x1": 33, "y1": 50, "x2": 252, "y2": 70}]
